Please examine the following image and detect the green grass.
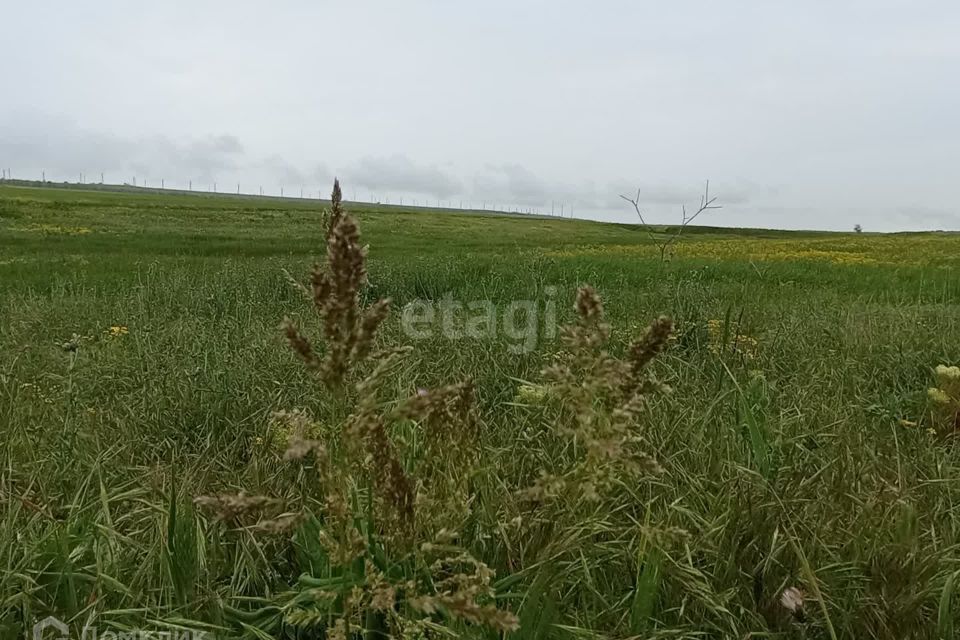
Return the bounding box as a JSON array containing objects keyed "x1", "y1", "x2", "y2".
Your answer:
[{"x1": 2, "y1": 183, "x2": 960, "y2": 638}]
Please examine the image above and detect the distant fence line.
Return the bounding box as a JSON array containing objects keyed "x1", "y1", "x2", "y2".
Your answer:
[{"x1": 0, "y1": 169, "x2": 576, "y2": 219}]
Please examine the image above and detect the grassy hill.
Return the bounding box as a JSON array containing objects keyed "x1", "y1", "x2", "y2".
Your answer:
[{"x1": 2, "y1": 183, "x2": 960, "y2": 638}]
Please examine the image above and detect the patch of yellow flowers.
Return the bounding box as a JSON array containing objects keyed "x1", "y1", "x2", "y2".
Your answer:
[
  {"x1": 513, "y1": 383, "x2": 549, "y2": 404},
  {"x1": 255, "y1": 409, "x2": 323, "y2": 455},
  {"x1": 544, "y1": 234, "x2": 960, "y2": 267},
  {"x1": 928, "y1": 365, "x2": 960, "y2": 433},
  {"x1": 706, "y1": 319, "x2": 759, "y2": 360},
  {"x1": 16, "y1": 224, "x2": 92, "y2": 235}
]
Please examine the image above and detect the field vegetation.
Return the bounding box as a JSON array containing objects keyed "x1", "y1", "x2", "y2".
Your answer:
[{"x1": 2, "y1": 183, "x2": 960, "y2": 638}]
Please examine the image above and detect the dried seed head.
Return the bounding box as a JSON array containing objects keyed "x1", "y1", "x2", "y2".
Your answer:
[
  {"x1": 254, "y1": 512, "x2": 305, "y2": 534},
  {"x1": 193, "y1": 492, "x2": 278, "y2": 522},
  {"x1": 390, "y1": 379, "x2": 479, "y2": 531},
  {"x1": 628, "y1": 315, "x2": 674, "y2": 375},
  {"x1": 522, "y1": 285, "x2": 670, "y2": 504},
  {"x1": 283, "y1": 319, "x2": 320, "y2": 371},
  {"x1": 286, "y1": 183, "x2": 395, "y2": 388},
  {"x1": 350, "y1": 297, "x2": 392, "y2": 362},
  {"x1": 328, "y1": 618, "x2": 347, "y2": 640},
  {"x1": 395, "y1": 380, "x2": 475, "y2": 426},
  {"x1": 302, "y1": 207, "x2": 386, "y2": 387},
  {"x1": 575, "y1": 285, "x2": 604, "y2": 324},
  {"x1": 283, "y1": 435, "x2": 327, "y2": 462},
  {"x1": 347, "y1": 409, "x2": 416, "y2": 531},
  {"x1": 780, "y1": 586, "x2": 805, "y2": 617},
  {"x1": 327, "y1": 178, "x2": 344, "y2": 240},
  {"x1": 282, "y1": 267, "x2": 312, "y2": 300},
  {"x1": 409, "y1": 548, "x2": 519, "y2": 632},
  {"x1": 324, "y1": 216, "x2": 366, "y2": 310}
]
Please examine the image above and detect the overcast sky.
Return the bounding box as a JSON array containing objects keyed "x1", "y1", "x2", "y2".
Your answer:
[{"x1": 2, "y1": 1, "x2": 959, "y2": 230}]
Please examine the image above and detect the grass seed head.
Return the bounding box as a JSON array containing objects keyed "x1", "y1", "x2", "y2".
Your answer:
[
  {"x1": 286, "y1": 182, "x2": 392, "y2": 388},
  {"x1": 628, "y1": 315, "x2": 674, "y2": 376},
  {"x1": 327, "y1": 178, "x2": 344, "y2": 240},
  {"x1": 193, "y1": 492, "x2": 278, "y2": 522}
]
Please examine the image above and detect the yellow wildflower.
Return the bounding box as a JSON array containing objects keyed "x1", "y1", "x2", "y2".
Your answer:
[
  {"x1": 936, "y1": 365, "x2": 960, "y2": 381},
  {"x1": 16, "y1": 224, "x2": 92, "y2": 235},
  {"x1": 106, "y1": 325, "x2": 129, "y2": 337},
  {"x1": 706, "y1": 319, "x2": 758, "y2": 359},
  {"x1": 935, "y1": 365, "x2": 960, "y2": 398},
  {"x1": 514, "y1": 383, "x2": 548, "y2": 404},
  {"x1": 928, "y1": 387, "x2": 951, "y2": 405},
  {"x1": 927, "y1": 364, "x2": 960, "y2": 435}
]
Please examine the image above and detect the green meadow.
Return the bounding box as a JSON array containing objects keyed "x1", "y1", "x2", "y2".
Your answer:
[{"x1": 3, "y1": 183, "x2": 960, "y2": 639}]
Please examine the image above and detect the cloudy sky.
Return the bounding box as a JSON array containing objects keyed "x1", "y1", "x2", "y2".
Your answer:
[{"x1": 2, "y1": 1, "x2": 959, "y2": 230}]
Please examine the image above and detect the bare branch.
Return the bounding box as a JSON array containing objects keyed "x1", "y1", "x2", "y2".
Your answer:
[
  {"x1": 621, "y1": 180, "x2": 722, "y2": 261},
  {"x1": 619, "y1": 192, "x2": 660, "y2": 245}
]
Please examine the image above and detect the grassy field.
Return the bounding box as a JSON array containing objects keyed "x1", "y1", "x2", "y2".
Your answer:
[{"x1": 3, "y1": 183, "x2": 960, "y2": 639}]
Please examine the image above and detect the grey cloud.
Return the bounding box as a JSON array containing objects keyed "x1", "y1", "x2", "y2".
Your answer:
[
  {"x1": 606, "y1": 181, "x2": 703, "y2": 207},
  {"x1": 0, "y1": 114, "x2": 331, "y2": 189},
  {"x1": 255, "y1": 155, "x2": 331, "y2": 187},
  {"x1": 472, "y1": 165, "x2": 762, "y2": 215},
  {"x1": 605, "y1": 180, "x2": 763, "y2": 209},
  {"x1": 471, "y1": 164, "x2": 607, "y2": 211},
  {"x1": 472, "y1": 164, "x2": 550, "y2": 205},
  {"x1": 0, "y1": 112, "x2": 770, "y2": 219},
  {"x1": 128, "y1": 134, "x2": 245, "y2": 181},
  {"x1": 344, "y1": 155, "x2": 461, "y2": 198},
  {"x1": 0, "y1": 113, "x2": 246, "y2": 183}
]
